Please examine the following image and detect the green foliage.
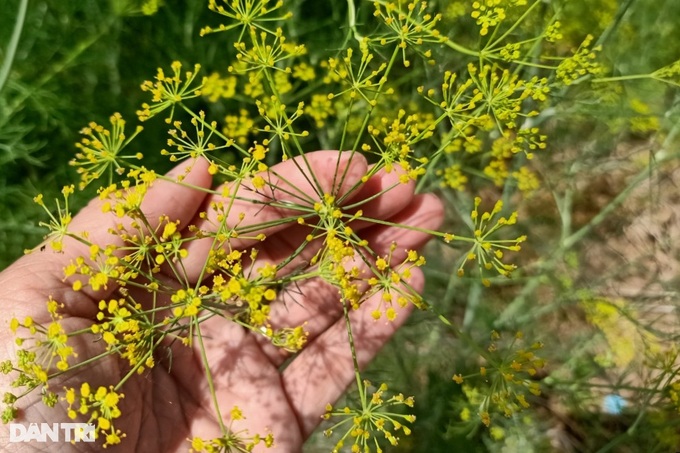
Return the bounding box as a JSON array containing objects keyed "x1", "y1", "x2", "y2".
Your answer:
[{"x1": 0, "y1": 0, "x2": 224, "y2": 267}]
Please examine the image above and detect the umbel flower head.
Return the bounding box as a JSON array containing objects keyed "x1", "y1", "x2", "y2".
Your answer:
[
  {"x1": 457, "y1": 197, "x2": 526, "y2": 286},
  {"x1": 137, "y1": 61, "x2": 203, "y2": 122},
  {"x1": 70, "y1": 113, "x2": 144, "y2": 189},
  {"x1": 453, "y1": 331, "x2": 545, "y2": 428},
  {"x1": 322, "y1": 380, "x2": 416, "y2": 452}
]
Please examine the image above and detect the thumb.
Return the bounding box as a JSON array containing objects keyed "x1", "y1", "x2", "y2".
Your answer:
[{"x1": 43, "y1": 158, "x2": 213, "y2": 300}]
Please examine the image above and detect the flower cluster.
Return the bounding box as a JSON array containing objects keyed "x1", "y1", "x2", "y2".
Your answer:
[
  {"x1": 327, "y1": 46, "x2": 388, "y2": 106},
  {"x1": 371, "y1": 0, "x2": 446, "y2": 66},
  {"x1": 137, "y1": 61, "x2": 203, "y2": 122},
  {"x1": 2, "y1": 299, "x2": 77, "y2": 422},
  {"x1": 70, "y1": 113, "x2": 144, "y2": 189},
  {"x1": 322, "y1": 381, "x2": 415, "y2": 451},
  {"x1": 470, "y1": 0, "x2": 533, "y2": 38},
  {"x1": 32, "y1": 186, "x2": 75, "y2": 252},
  {"x1": 555, "y1": 34, "x2": 603, "y2": 85},
  {"x1": 64, "y1": 383, "x2": 126, "y2": 447},
  {"x1": 189, "y1": 406, "x2": 274, "y2": 452},
  {"x1": 364, "y1": 246, "x2": 427, "y2": 320},
  {"x1": 456, "y1": 197, "x2": 526, "y2": 286},
  {"x1": 201, "y1": 0, "x2": 292, "y2": 38},
  {"x1": 453, "y1": 331, "x2": 545, "y2": 427}
]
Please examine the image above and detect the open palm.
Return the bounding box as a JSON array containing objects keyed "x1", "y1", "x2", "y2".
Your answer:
[{"x1": 0, "y1": 151, "x2": 443, "y2": 452}]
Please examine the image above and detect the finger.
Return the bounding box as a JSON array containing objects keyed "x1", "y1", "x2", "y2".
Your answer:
[
  {"x1": 181, "y1": 314, "x2": 306, "y2": 450},
  {"x1": 28, "y1": 158, "x2": 213, "y2": 302},
  {"x1": 242, "y1": 164, "x2": 418, "y2": 277},
  {"x1": 257, "y1": 193, "x2": 444, "y2": 365},
  {"x1": 339, "y1": 164, "x2": 416, "y2": 229},
  {"x1": 178, "y1": 151, "x2": 369, "y2": 282},
  {"x1": 282, "y1": 268, "x2": 423, "y2": 438},
  {"x1": 268, "y1": 193, "x2": 444, "y2": 326},
  {"x1": 359, "y1": 193, "x2": 445, "y2": 258}
]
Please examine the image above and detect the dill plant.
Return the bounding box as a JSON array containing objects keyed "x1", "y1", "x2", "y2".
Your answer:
[{"x1": 1, "y1": 0, "x2": 679, "y2": 451}]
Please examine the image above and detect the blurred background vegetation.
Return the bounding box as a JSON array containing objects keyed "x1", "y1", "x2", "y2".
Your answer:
[
  {"x1": 2, "y1": 0, "x2": 680, "y2": 451},
  {"x1": 0, "y1": 0, "x2": 222, "y2": 263}
]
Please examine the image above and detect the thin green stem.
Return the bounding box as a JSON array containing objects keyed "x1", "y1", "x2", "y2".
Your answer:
[
  {"x1": 346, "y1": 0, "x2": 363, "y2": 43},
  {"x1": 487, "y1": 0, "x2": 543, "y2": 51},
  {"x1": 592, "y1": 73, "x2": 652, "y2": 83},
  {"x1": 0, "y1": 0, "x2": 28, "y2": 95},
  {"x1": 43, "y1": 350, "x2": 114, "y2": 382},
  {"x1": 195, "y1": 319, "x2": 228, "y2": 433},
  {"x1": 341, "y1": 300, "x2": 365, "y2": 403},
  {"x1": 349, "y1": 45, "x2": 400, "y2": 154}
]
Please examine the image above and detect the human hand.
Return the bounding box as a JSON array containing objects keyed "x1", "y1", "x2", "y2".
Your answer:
[{"x1": 0, "y1": 151, "x2": 443, "y2": 452}]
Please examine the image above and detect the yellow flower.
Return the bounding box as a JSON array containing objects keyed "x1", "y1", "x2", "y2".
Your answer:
[
  {"x1": 138, "y1": 61, "x2": 203, "y2": 121},
  {"x1": 70, "y1": 113, "x2": 143, "y2": 189},
  {"x1": 230, "y1": 406, "x2": 244, "y2": 421}
]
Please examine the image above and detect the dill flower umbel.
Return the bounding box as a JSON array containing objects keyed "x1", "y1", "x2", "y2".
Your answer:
[
  {"x1": 456, "y1": 197, "x2": 526, "y2": 286},
  {"x1": 70, "y1": 113, "x2": 144, "y2": 189},
  {"x1": 453, "y1": 331, "x2": 545, "y2": 427},
  {"x1": 323, "y1": 381, "x2": 416, "y2": 452},
  {"x1": 137, "y1": 61, "x2": 203, "y2": 121}
]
